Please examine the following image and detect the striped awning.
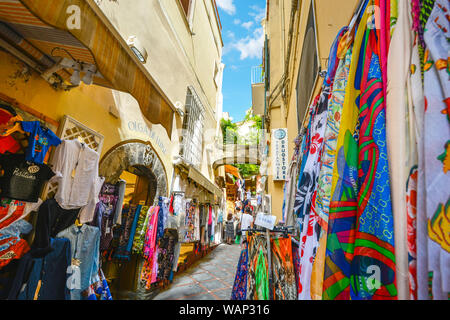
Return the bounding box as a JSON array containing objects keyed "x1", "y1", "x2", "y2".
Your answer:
[{"x1": 0, "y1": 0, "x2": 174, "y2": 136}]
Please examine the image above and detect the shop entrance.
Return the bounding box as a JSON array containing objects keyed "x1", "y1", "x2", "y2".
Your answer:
[{"x1": 98, "y1": 140, "x2": 168, "y2": 299}]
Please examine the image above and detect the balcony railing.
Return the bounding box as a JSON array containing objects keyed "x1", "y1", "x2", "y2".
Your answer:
[{"x1": 251, "y1": 66, "x2": 264, "y2": 84}]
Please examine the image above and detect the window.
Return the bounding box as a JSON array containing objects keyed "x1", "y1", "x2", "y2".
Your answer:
[
  {"x1": 296, "y1": 1, "x2": 319, "y2": 130},
  {"x1": 180, "y1": 86, "x2": 205, "y2": 169}
]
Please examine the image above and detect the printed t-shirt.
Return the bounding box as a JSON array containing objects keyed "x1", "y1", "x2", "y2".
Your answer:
[
  {"x1": 21, "y1": 121, "x2": 61, "y2": 164},
  {"x1": 0, "y1": 154, "x2": 54, "y2": 202}
]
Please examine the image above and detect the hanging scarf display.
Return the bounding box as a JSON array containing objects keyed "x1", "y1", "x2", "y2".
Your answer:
[
  {"x1": 140, "y1": 206, "x2": 160, "y2": 289},
  {"x1": 246, "y1": 234, "x2": 269, "y2": 300},
  {"x1": 271, "y1": 236, "x2": 296, "y2": 300},
  {"x1": 422, "y1": 0, "x2": 449, "y2": 300},
  {"x1": 231, "y1": 241, "x2": 249, "y2": 300},
  {"x1": 156, "y1": 229, "x2": 178, "y2": 282}
]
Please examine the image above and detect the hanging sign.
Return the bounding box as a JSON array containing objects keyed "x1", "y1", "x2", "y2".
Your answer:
[
  {"x1": 271, "y1": 128, "x2": 288, "y2": 180},
  {"x1": 254, "y1": 212, "x2": 277, "y2": 230}
]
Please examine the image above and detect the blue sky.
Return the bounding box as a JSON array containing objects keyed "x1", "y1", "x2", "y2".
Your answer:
[{"x1": 215, "y1": 0, "x2": 266, "y2": 122}]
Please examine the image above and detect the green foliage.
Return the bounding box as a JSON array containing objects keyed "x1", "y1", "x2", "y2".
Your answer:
[
  {"x1": 235, "y1": 164, "x2": 259, "y2": 178},
  {"x1": 220, "y1": 118, "x2": 238, "y2": 144}
]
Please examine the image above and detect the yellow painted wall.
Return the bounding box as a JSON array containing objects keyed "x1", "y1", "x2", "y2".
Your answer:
[
  {"x1": 0, "y1": 50, "x2": 173, "y2": 189},
  {"x1": 264, "y1": 0, "x2": 358, "y2": 222}
]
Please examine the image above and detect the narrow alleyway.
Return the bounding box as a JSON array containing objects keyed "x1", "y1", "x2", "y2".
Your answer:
[{"x1": 153, "y1": 243, "x2": 241, "y2": 300}]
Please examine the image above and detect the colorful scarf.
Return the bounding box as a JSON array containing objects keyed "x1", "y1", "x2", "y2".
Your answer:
[
  {"x1": 323, "y1": 4, "x2": 370, "y2": 300},
  {"x1": 247, "y1": 234, "x2": 269, "y2": 300},
  {"x1": 271, "y1": 236, "x2": 297, "y2": 300},
  {"x1": 231, "y1": 241, "x2": 249, "y2": 300}
]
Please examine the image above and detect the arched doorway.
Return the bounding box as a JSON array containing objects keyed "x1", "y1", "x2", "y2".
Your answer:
[
  {"x1": 98, "y1": 140, "x2": 168, "y2": 299},
  {"x1": 99, "y1": 139, "x2": 168, "y2": 201}
]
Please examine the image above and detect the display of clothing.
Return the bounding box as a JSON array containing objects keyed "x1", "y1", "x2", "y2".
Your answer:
[
  {"x1": 0, "y1": 219, "x2": 32, "y2": 269},
  {"x1": 113, "y1": 204, "x2": 140, "y2": 260},
  {"x1": 9, "y1": 237, "x2": 71, "y2": 300},
  {"x1": 20, "y1": 121, "x2": 61, "y2": 164},
  {"x1": 131, "y1": 205, "x2": 150, "y2": 254},
  {"x1": 31, "y1": 198, "x2": 80, "y2": 257},
  {"x1": 0, "y1": 154, "x2": 54, "y2": 203},
  {"x1": 0, "y1": 135, "x2": 21, "y2": 154},
  {"x1": 113, "y1": 179, "x2": 126, "y2": 226},
  {"x1": 422, "y1": 0, "x2": 449, "y2": 300},
  {"x1": 231, "y1": 241, "x2": 248, "y2": 300},
  {"x1": 56, "y1": 224, "x2": 100, "y2": 300},
  {"x1": 0, "y1": 198, "x2": 41, "y2": 230},
  {"x1": 156, "y1": 229, "x2": 178, "y2": 282},
  {"x1": 246, "y1": 234, "x2": 269, "y2": 300},
  {"x1": 271, "y1": 236, "x2": 296, "y2": 300},
  {"x1": 50, "y1": 139, "x2": 101, "y2": 210}
]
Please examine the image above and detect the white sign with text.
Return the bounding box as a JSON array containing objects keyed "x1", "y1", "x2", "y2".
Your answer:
[
  {"x1": 254, "y1": 212, "x2": 277, "y2": 230},
  {"x1": 271, "y1": 128, "x2": 288, "y2": 180}
]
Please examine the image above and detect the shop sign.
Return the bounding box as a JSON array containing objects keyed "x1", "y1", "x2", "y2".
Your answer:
[
  {"x1": 271, "y1": 128, "x2": 288, "y2": 180},
  {"x1": 254, "y1": 212, "x2": 277, "y2": 230}
]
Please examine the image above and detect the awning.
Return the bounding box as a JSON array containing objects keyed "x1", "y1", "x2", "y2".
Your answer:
[
  {"x1": 188, "y1": 165, "x2": 224, "y2": 200},
  {"x1": 224, "y1": 164, "x2": 241, "y2": 179},
  {"x1": 0, "y1": 0, "x2": 174, "y2": 136}
]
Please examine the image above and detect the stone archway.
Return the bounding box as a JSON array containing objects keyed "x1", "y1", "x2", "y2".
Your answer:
[{"x1": 99, "y1": 140, "x2": 168, "y2": 200}]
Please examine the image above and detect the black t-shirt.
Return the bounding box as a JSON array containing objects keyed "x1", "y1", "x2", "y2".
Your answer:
[{"x1": 0, "y1": 154, "x2": 54, "y2": 202}]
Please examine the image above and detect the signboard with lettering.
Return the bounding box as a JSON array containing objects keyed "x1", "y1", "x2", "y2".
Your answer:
[
  {"x1": 271, "y1": 128, "x2": 288, "y2": 180},
  {"x1": 254, "y1": 212, "x2": 277, "y2": 230}
]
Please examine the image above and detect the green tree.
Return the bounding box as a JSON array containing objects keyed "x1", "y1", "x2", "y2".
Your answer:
[{"x1": 220, "y1": 118, "x2": 238, "y2": 144}]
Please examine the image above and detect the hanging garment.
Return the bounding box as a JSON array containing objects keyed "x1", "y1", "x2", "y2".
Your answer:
[
  {"x1": 56, "y1": 224, "x2": 100, "y2": 300},
  {"x1": 408, "y1": 28, "x2": 425, "y2": 303},
  {"x1": 78, "y1": 175, "x2": 105, "y2": 224},
  {"x1": 131, "y1": 206, "x2": 150, "y2": 254},
  {"x1": 247, "y1": 234, "x2": 269, "y2": 300},
  {"x1": 315, "y1": 31, "x2": 352, "y2": 229},
  {"x1": 271, "y1": 236, "x2": 297, "y2": 300},
  {"x1": 0, "y1": 154, "x2": 54, "y2": 203},
  {"x1": 0, "y1": 220, "x2": 32, "y2": 269},
  {"x1": 0, "y1": 198, "x2": 42, "y2": 230},
  {"x1": 385, "y1": 0, "x2": 413, "y2": 300},
  {"x1": 183, "y1": 201, "x2": 197, "y2": 242},
  {"x1": 305, "y1": 27, "x2": 347, "y2": 300},
  {"x1": 20, "y1": 121, "x2": 61, "y2": 164},
  {"x1": 422, "y1": 0, "x2": 450, "y2": 300},
  {"x1": 113, "y1": 179, "x2": 126, "y2": 226},
  {"x1": 50, "y1": 139, "x2": 100, "y2": 210},
  {"x1": 323, "y1": 5, "x2": 369, "y2": 300},
  {"x1": 292, "y1": 240, "x2": 301, "y2": 299},
  {"x1": 140, "y1": 206, "x2": 160, "y2": 289},
  {"x1": 31, "y1": 198, "x2": 80, "y2": 257},
  {"x1": 349, "y1": 2, "x2": 397, "y2": 300},
  {"x1": 156, "y1": 229, "x2": 178, "y2": 282},
  {"x1": 231, "y1": 241, "x2": 249, "y2": 300},
  {"x1": 9, "y1": 237, "x2": 71, "y2": 300},
  {"x1": 113, "y1": 204, "x2": 140, "y2": 260}
]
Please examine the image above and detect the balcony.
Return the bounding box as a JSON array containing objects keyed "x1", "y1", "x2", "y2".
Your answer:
[{"x1": 251, "y1": 66, "x2": 265, "y2": 116}]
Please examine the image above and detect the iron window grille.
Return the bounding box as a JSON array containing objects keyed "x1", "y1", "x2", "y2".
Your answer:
[{"x1": 180, "y1": 86, "x2": 205, "y2": 169}]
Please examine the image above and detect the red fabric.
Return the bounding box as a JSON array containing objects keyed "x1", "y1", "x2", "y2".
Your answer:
[
  {"x1": 0, "y1": 135, "x2": 21, "y2": 154},
  {"x1": 0, "y1": 237, "x2": 30, "y2": 269}
]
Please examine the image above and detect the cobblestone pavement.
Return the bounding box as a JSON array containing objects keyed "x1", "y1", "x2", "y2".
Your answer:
[{"x1": 153, "y1": 243, "x2": 241, "y2": 300}]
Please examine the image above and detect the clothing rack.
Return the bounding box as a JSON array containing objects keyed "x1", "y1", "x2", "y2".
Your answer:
[{"x1": 241, "y1": 224, "x2": 295, "y2": 300}]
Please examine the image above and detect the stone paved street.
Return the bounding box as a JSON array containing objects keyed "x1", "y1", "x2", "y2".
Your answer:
[{"x1": 153, "y1": 243, "x2": 242, "y2": 300}]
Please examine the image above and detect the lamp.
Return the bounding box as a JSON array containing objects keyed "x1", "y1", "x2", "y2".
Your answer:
[
  {"x1": 70, "y1": 63, "x2": 81, "y2": 86},
  {"x1": 82, "y1": 64, "x2": 96, "y2": 85},
  {"x1": 127, "y1": 36, "x2": 148, "y2": 63}
]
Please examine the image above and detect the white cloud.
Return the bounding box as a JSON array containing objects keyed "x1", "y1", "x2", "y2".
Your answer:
[
  {"x1": 241, "y1": 21, "x2": 254, "y2": 30},
  {"x1": 248, "y1": 5, "x2": 266, "y2": 24},
  {"x1": 232, "y1": 27, "x2": 264, "y2": 60},
  {"x1": 233, "y1": 19, "x2": 241, "y2": 25},
  {"x1": 216, "y1": 0, "x2": 236, "y2": 15}
]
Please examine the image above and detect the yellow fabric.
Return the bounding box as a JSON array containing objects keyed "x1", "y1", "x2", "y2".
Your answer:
[{"x1": 330, "y1": 9, "x2": 370, "y2": 197}]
